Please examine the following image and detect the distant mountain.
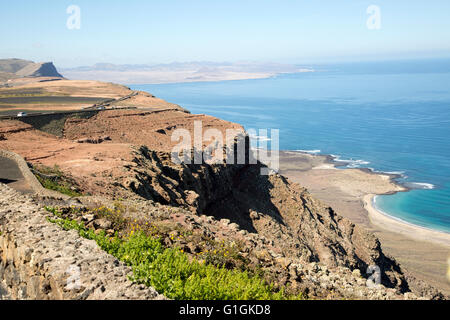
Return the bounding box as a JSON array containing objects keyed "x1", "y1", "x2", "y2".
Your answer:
[
  {"x1": 15, "y1": 62, "x2": 63, "y2": 78},
  {"x1": 0, "y1": 59, "x2": 64, "y2": 81},
  {"x1": 60, "y1": 61, "x2": 314, "y2": 84},
  {"x1": 0, "y1": 59, "x2": 34, "y2": 74}
]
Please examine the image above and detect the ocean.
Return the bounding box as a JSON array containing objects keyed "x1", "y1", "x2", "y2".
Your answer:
[{"x1": 131, "y1": 58, "x2": 450, "y2": 234}]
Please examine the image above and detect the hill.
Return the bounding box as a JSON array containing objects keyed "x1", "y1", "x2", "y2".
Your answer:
[
  {"x1": 0, "y1": 59, "x2": 64, "y2": 81},
  {"x1": 0, "y1": 99, "x2": 445, "y2": 299},
  {"x1": 15, "y1": 61, "x2": 63, "y2": 78},
  {"x1": 0, "y1": 62, "x2": 445, "y2": 300},
  {"x1": 0, "y1": 59, "x2": 34, "y2": 74}
]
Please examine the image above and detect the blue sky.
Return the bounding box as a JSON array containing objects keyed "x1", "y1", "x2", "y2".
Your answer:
[{"x1": 1, "y1": 0, "x2": 450, "y2": 67}]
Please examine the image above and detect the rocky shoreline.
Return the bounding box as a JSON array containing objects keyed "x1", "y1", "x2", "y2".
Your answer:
[
  {"x1": 278, "y1": 150, "x2": 450, "y2": 296},
  {"x1": 280, "y1": 150, "x2": 450, "y2": 245}
]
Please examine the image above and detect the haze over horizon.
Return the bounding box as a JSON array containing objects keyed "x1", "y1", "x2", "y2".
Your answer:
[
  {"x1": 1, "y1": 0, "x2": 450, "y2": 303},
  {"x1": 1, "y1": 0, "x2": 450, "y2": 68}
]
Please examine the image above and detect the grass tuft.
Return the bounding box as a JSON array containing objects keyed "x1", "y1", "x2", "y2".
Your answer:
[
  {"x1": 45, "y1": 206, "x2": 303, "y2": 300},
  {"x1": 33, "y1": 165, "x2": 83, "y2": 197}
]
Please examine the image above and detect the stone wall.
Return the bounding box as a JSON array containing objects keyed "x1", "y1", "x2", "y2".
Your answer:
[
  {"x1": 0, "y1": 183, "x2": 164, "y2": 300},
  {"x1": 17, "y1": 111, "x2": 98, "y2": 137}
]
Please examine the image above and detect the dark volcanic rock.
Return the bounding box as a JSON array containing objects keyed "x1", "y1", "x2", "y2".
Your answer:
[
  {"x1": 0, "y1": 59, "x2": 64, "y2": 79},
  {"x1": 121, "y1": 144, "x2": 411, "y2": 291}
]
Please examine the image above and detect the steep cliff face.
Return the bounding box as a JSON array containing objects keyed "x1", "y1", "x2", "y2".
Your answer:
[
  {"x1": 14, "y1": 62, "x2": 63, "y2": 78},
  {"x1": 120, "y1": 145, "x2": 408, "y2": 291},
  {"x1": 0, "y1": 59, "x2": 64, "y2": 80}
]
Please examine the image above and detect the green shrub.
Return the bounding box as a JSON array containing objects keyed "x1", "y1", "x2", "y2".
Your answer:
[
  {"x1": 34, "y1": 165, "x2": 82, "y2": 197},
  {"x1": 46, "y1": 207, "x2": 302, "y2": 300}
]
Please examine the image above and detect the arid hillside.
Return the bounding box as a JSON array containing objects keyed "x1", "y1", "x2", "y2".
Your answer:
[
  {"x1": 0, "y1": 77, "x2": 445, "y2": 300},
  {"x1": 0, "y1": 79, "x2": 182, "y2": 115},
  {"x1": 0, "y1": 59, "x2": 63, "y2": 80}
]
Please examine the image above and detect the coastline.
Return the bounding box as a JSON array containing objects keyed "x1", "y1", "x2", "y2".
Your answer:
[
  {"x1": 364, "y1": 194, "x2": 450, "y2": 247},
  {"x1": 280, "y1": 150, "x2": 450, "y2": 246},
  {"x1": 278, "y1": 150, "x2": 450, "y2": 295},
  {"x1": 61, "y1": 69, "x2": 315, "y2": 85}
]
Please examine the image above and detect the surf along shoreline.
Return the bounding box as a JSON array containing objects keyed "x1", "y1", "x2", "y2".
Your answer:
[
  {"x1": 278, "y1": 150, "x2": 450, "y2": 246},
  {"x1": 278, "y1": 149, "x2": 450, "y2": 294},
  {"x1": 327, "y1": 153, "x2": 450, "y2": 245}
]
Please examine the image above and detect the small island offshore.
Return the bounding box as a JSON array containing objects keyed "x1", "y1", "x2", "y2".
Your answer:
[{"x1": 0, "y1": 59, "x2": 448, "y2": 301}]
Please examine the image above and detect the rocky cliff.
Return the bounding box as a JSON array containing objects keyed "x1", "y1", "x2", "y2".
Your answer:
[
  {"x1": 120, "y1": 146, "x2": 409, "y2": 290},
  {"x1": 15, "y1": 62, "x2": 63, "y2": 78},
  {"x1": 0, "y1": 59, "x2": 63, "y2": 80},
  {"x1": 0, "y1": 79, "x2": 445, "y2": 299}
]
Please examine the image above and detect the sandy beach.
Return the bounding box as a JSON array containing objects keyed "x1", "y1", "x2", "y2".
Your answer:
[
  {"x1": 364, "y1": 194, "x2": 450, "y2": 247},
  {"x1": 279, "y1": 150, "x2": 450, "y2": 295}
]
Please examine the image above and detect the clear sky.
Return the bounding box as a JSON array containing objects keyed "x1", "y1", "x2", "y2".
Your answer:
[{"x1": 1, "y1": 0, "x2": 450, "y2": 67}]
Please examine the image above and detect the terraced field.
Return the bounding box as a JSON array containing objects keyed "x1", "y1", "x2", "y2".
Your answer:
[
  {"x1": 0, "y1": 80, "x2": 129, "y2": 112},
  {"x1": 0, "y1": 79, "x2": 183, "y2": 115},
  {"x1": 0, "y1": 96, "x2": 109, "y2": 106}
]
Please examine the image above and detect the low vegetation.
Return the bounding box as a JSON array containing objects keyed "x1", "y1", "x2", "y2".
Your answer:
[
  {"x1": 33, "y1": 165, "x2": 83, "y2": 197},
  {"x1": 45, "y1": 206, "x2": 303, "y2": 300}
]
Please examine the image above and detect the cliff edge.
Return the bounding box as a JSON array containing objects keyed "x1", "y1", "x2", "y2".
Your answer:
[
  {"x1": 0, "y1": 59, "x2": 64, "y2": 81},
  {"x1": 0, "y1": 74, "x2": 445, "y2": 300}
]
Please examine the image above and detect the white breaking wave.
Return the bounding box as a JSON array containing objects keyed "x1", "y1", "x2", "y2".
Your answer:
[
  {"x1": 405, "y1": 182, "x2": 435, "y2": 190},
  {"x1": 331, "y1": 155, "x2": 370, "y2": 168},
  {"x1": 367, "y1": 168, "x2": 407, "y2": 178},
  {"x1": 383, "y1": 171, "x2": 406, "y2": 176},
  {"x1": 293, "y1": 149, "x2": 321, "y2": 154},
  {"x1": 346, "y1": 160, "x2": 370, "y2": 168}
]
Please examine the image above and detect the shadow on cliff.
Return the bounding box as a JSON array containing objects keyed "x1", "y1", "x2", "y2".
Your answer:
[
  {"x1": 203, "y1": 163, "x2": 287, "y2": 233},
  {"x1": 128, "y1": 141, "x2": 412, "y2": 292}
]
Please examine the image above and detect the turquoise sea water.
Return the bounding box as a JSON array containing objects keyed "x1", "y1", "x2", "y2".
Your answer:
[{"x1": 131, "y1": 58, "x2": 450, "y2": 234}]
